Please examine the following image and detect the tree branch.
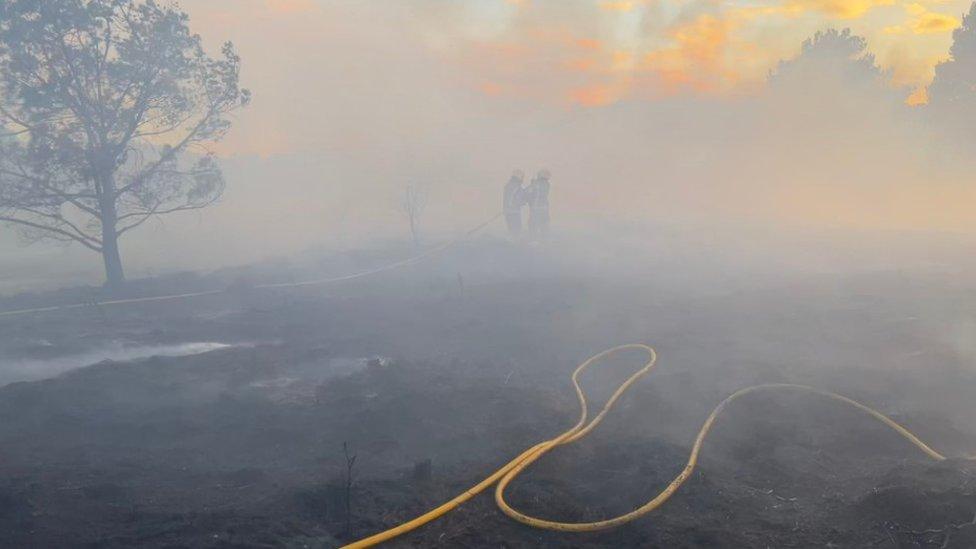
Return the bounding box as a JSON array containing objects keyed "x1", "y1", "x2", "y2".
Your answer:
[
  {"x1": 0, "y1": 215, "x2": 103, "y2": 252},
  {"x1": 116, "y1": 196, "x2": 218, "y2": 236},
  {"x1": 12, "y1": 205, "x2": 103, "y2": 245},
  {"x1": 114, "y1": 105, "x2": 220, "y2": 199},
  {"x1": 0, "y1": 103, "x2": 31, "y2": 129},
  {"x1": 0, "y1": 167, "x2": 101, "y2": 217}
]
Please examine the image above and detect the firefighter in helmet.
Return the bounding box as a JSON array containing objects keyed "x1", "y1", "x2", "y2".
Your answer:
[
  {"x1": 527, "y1": 169, "x2": 551, "y2": 237},
  {"x1": 503, "y1": 169, "x2": 525, "y2": 236}
]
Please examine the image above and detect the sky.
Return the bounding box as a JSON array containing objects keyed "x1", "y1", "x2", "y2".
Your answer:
[
  {"x1": 187, "y1": 0, "x2": 970, "y2": 160},
  {"x1": 175, "y1": 0, "x2": 974, "y2": 233},
  {"x1": 3, "y1": 0, "x2": 976, "y2": 290}
]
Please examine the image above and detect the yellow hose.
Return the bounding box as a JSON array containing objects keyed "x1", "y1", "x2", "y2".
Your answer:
[{"x1": 343, "y1": 344, "x2": 972, "y2": 547}]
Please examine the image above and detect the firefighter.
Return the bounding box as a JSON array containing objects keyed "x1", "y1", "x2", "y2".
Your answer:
[
  {"x1": 503, "y1": 169, "x2": 525, "y2": 236},
  {"x1": 527, "y1": 169, "x2": 550, "y2": 237}
]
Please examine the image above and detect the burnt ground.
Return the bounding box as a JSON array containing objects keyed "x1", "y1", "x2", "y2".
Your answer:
[{"x1": 1, "y1": 241, "x2": 976, "y2": 547}]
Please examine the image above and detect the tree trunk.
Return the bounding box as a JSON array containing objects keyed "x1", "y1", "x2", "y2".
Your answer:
[
  {"x1": 101, "y1": 229, "x2": 125, "y2": 290},
  {"x1": 409, "y1": 218, "x2": 420, "y2": 249},
  {"x1": 98, "y1": 173, "x2": 125, "y2": 290}
]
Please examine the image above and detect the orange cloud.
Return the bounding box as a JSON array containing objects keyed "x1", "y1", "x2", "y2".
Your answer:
[
  {"x1": 913, "y1": 12, "x2": 960, "y2": 33},
  {"x1": 569, "y1": 84, "x2": 617, "y2": 106},
  {"x1": 566, "y1": 57, "x2": 597, "y2": 72},
  {"x1": 326, "y1": 0, "x2": 960, "y2": 111},
  {"x1": 612, "y1": 50, "x2": 634, "y2": 69},
  {"x1": 906, "y1": 86, "x2": 928, "y2": 105},
  {"x1": 577, "y1": 38, "x2": 603, "y2": 50},
  {"x1": 786, "y1": 0, "x2": 895, "y2": 19},
  {"x1": 899, "y1": 3, "x2": 960, "y2": 34},
  {"x1": 641, "y1": 14, "x2": 741, "y2": 94},
  {"x1": 480, "y1": 81, "x2": 504, "y2": 97}
]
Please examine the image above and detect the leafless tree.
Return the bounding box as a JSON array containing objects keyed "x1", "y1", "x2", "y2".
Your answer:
[
  {"x1": 400, "y1": 183, "x2": 427, "y2": 248},
  {"x1": 0, "y1": 0, "x2": 249, "y2": 289}
]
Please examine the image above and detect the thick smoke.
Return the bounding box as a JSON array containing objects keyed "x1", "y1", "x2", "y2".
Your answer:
[{"x1": 2, "y1": 1, "x2": 975, "y2": 291}]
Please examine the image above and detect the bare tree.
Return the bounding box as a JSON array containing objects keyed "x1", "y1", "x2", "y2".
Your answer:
[
  {"x1": 0, "y1": 0, "x2": 249, "y2": 289},
  {"x1": 399, "y1": 183, "x2": 427, "y2": 248}
]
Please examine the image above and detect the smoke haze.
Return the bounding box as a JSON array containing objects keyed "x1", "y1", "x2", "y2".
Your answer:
[{"x1": 2, "y1": 0, "x2": 975, "y2": 288}]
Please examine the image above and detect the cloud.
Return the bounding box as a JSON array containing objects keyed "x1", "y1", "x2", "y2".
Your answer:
[
  {"x1": 638, "y1": 12, "x2": 756, "y2": 95},
  {"x1": 182, "y1": 0, "x2": 968, "y2": 147},
  {"x1": 906, "y1": 85, "x2": 928, "y2": 104},
  {"x1": 883, "y1": 24, "x2": 908, "y2": 34},
  {"x1": 480, "y1": 81, "x2": 505, "y2": 96},
  {"x1": 786, "y1": 0, "x2": 896, "y2": 19},
  {"x1": 568, "y1": 83, "x2": 618, "y2": 105},
  {"x1": 912, "y1": 12, "x2": 960, "y2": 33},
  {"x1": 576, "y1": 38, "x2": 603, "y2": 50},
  {"x1": 902, "y1": 3, "x2": 960, "y2": 33},
  {"x1": 882, "y1": 45, "x2": 946, "y2": 89}
]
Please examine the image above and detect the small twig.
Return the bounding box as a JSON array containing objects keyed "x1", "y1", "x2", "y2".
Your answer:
[
  {"x1": 886, "y1": 524, "x2": 899, "y2": 548},
  {"x1": 342, "y1": 442, "x2": 357, "y2": 534}
]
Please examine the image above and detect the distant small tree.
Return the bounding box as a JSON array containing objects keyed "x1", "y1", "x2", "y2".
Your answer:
[
  {"x1": 399, "y1": 183, "x2": 427, "y2": 248},
  {"x1": 0, "y1": 0, "x2": 249, "y2": 289},
  {"x1": 927, "y1": 2, "x2": 976, "y2": 140}
]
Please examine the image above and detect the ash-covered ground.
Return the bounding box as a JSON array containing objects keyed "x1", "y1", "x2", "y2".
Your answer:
[{"x1": 1, "y1": 237, "x2": 975, "y2": 548}]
